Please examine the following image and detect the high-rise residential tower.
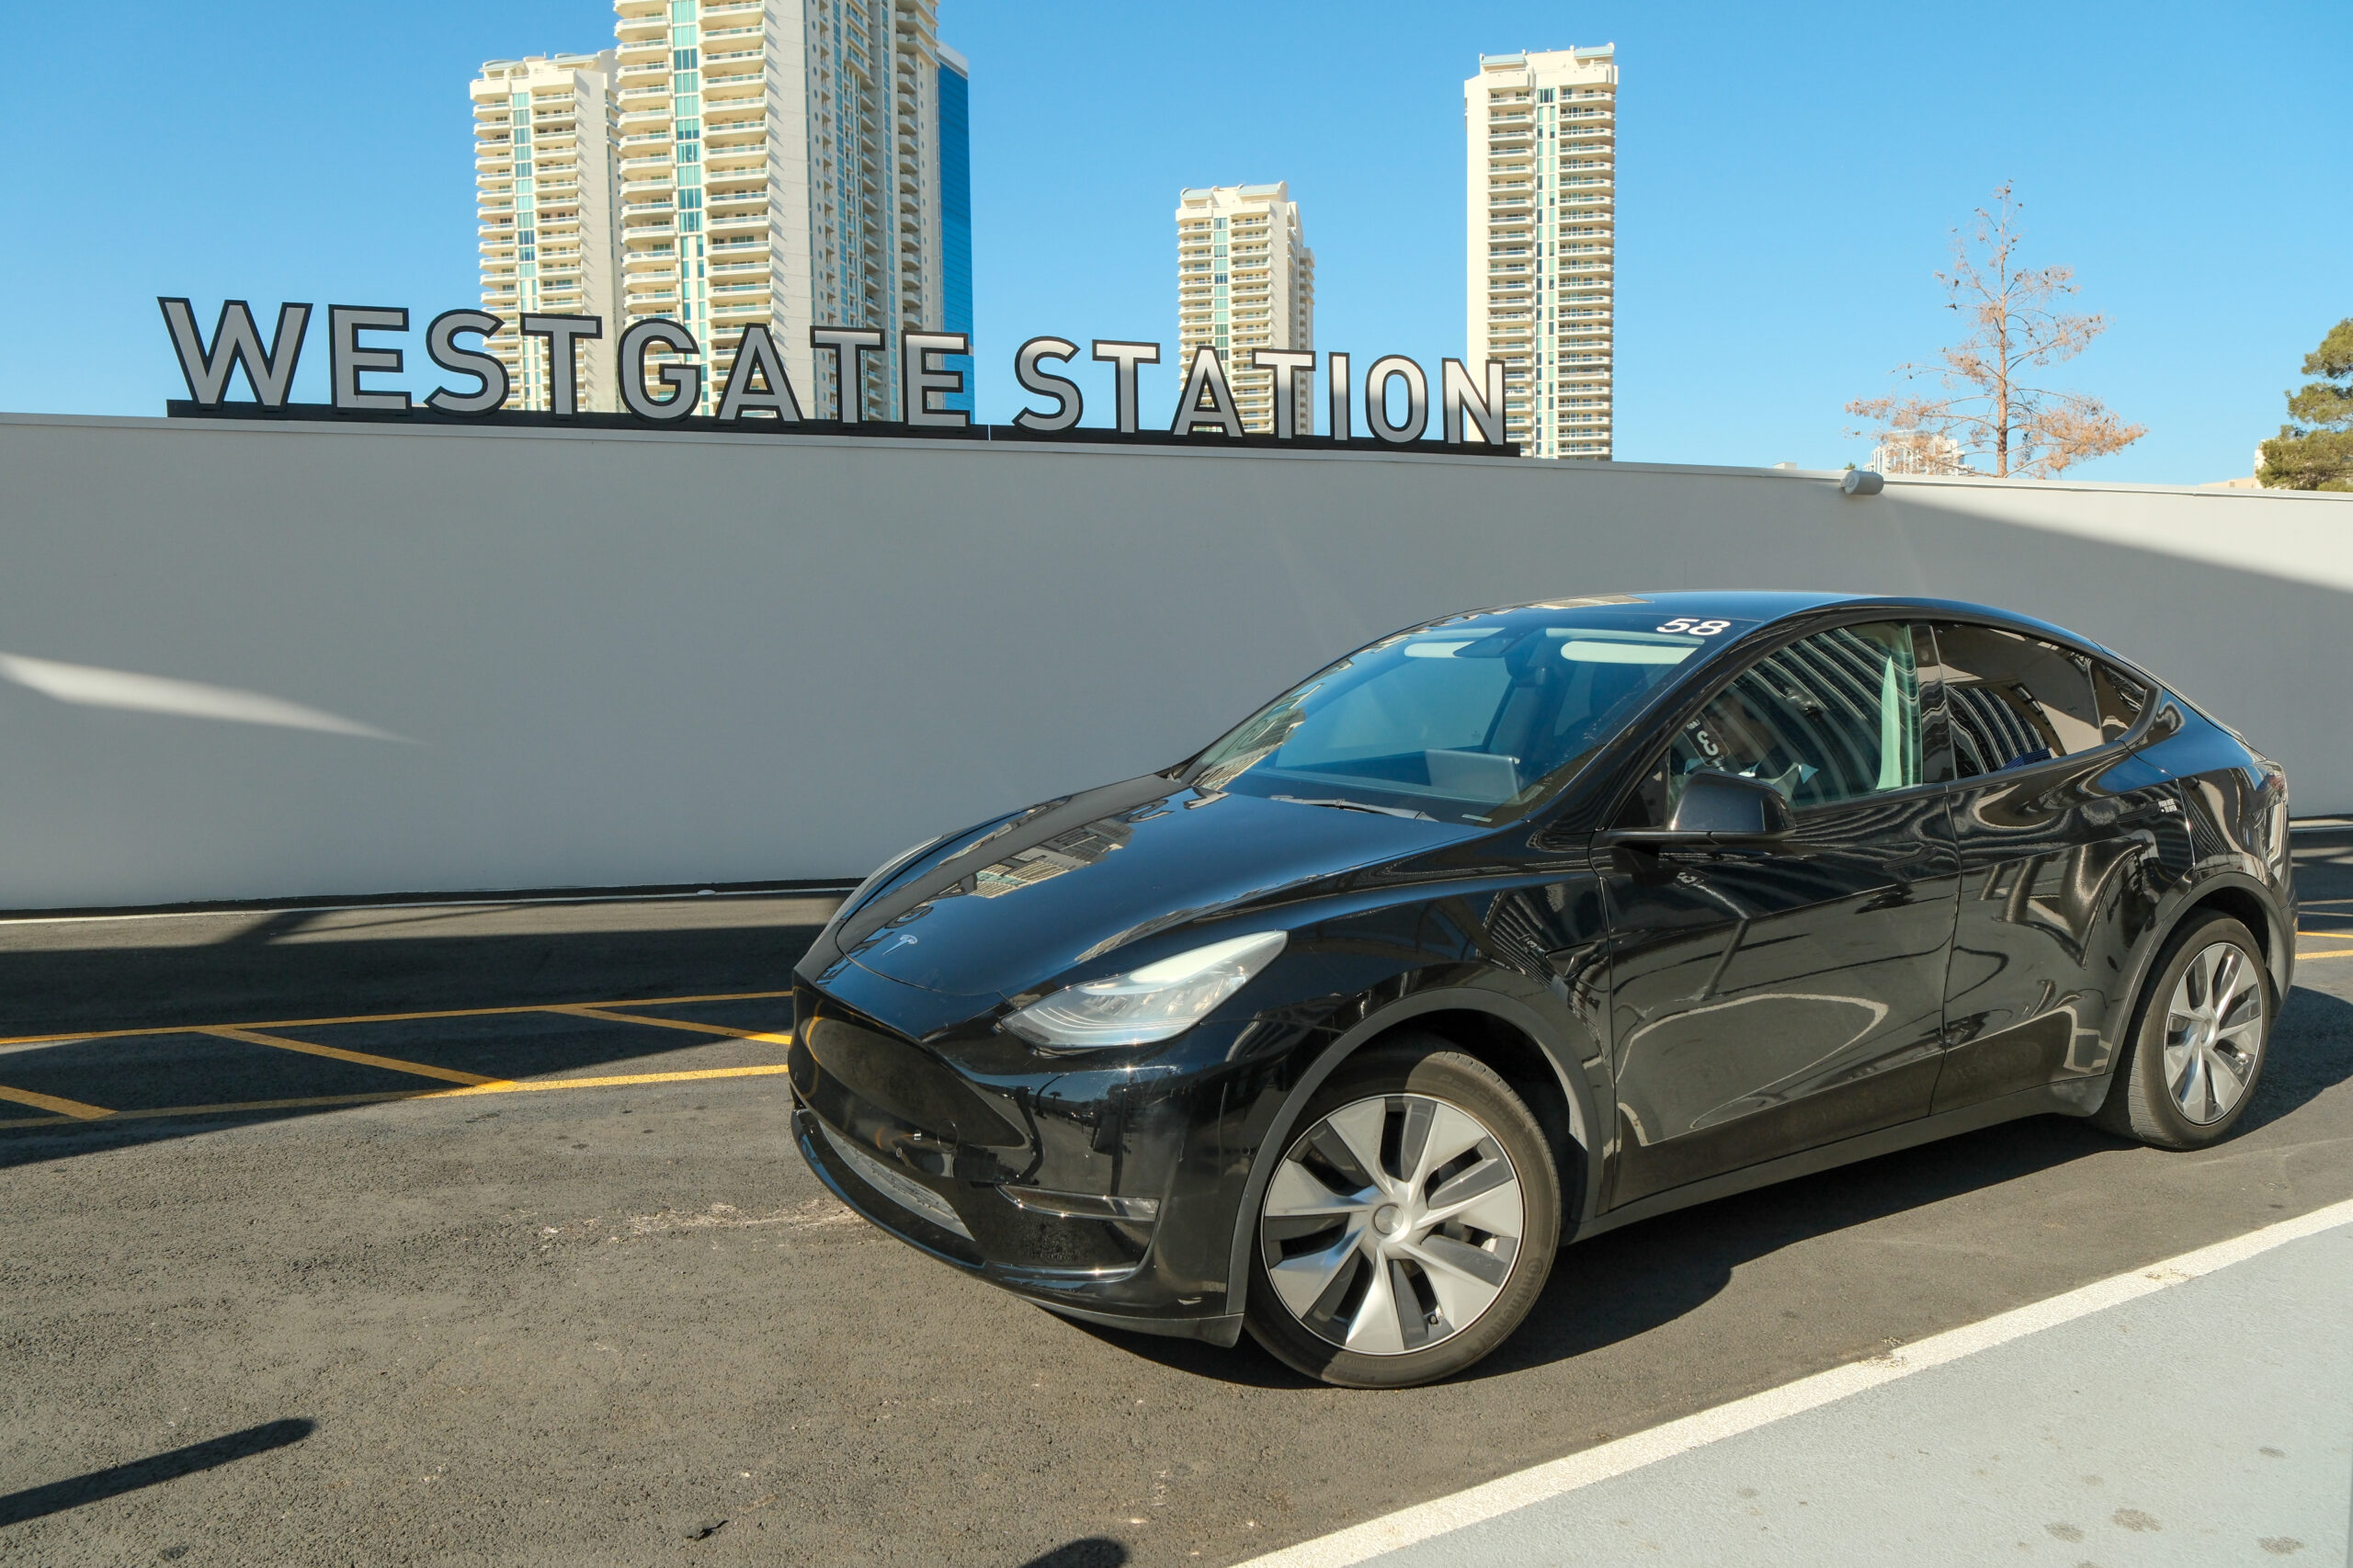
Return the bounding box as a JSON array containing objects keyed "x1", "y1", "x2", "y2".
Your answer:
[
  {"x1": 471, "y1": 53, "x2": 624, "y2": 412},
  {"x1": 1465, "y1": 46, "x2": 1615, "y2": 459},
  {"x1": 606, "y1": 0, "x2": 971, "y2": 419},
  {"x1": 937, "y1": 44, "x2": 973, "y2": 415},
  {"x1": 1176, "y1": 184, "x2": 1314, "y2": 433}
]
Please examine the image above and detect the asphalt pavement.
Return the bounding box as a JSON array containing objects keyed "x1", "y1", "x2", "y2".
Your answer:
[
  {"x1": 1256, "y1": 1209, "x2": 2352, "y2": 1567},
  {"x1": 2, "y1": 835, "x2": 2348, "y2": 1567}
]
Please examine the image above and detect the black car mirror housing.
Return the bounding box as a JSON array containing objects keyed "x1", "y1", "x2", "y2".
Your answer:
[{"x1": 1608, "y1": 770, "x2": 1794, "y2": 846}]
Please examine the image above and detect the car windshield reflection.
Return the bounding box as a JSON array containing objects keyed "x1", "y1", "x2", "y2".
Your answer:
[{"x1": 1188, "y1": 605, "x2": 1757, "y2": 825}]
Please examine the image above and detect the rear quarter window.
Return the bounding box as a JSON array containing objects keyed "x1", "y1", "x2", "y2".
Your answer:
[{"x1": 1929, "y1": 623, "x2": 2103, "y2": 777}]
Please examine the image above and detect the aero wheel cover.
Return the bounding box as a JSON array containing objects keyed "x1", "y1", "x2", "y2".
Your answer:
[
  {"x1": 1258, "y1": 1093, "x2": 1526, "y2": 1356},
  {"x1": 2164, "y1": 940, "x2": 2266, "y2": 1125}
]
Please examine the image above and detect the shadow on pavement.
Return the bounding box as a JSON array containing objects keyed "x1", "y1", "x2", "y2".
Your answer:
[
  {"x1": 2243, "y1": 983, "x2": 2353, "y2": 1138},
  {"x1": 0, "y1": 895, "x2": 836, "y2": 1037},
  {"x1": 0, "y1": 896, "x2": 833, "y2": 1169},
  {"x1": 0, "y1": 1418, "x2": 314, "y2": 1528},
  {"x1": 1018, "y1": 1540, "x2": 1131, "y2": 1568}
]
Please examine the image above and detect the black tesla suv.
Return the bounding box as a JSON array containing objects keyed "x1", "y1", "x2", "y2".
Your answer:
[{"x1": 790, "y1": 592, "x2": 2294, "y2": 1386}]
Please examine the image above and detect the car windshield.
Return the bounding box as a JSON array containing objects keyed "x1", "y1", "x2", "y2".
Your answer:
[{"x1": 1185, "y1": 601, "x2": 1758, "y2": 825}]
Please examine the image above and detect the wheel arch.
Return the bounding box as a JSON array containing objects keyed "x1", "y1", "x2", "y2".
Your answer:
[
  {"x1": 2124, "y1": 873, "x2": 2291, "y2": 1028},
  {"x1": 1221, "y1": 987, "x2": 1608, "y2": 1326},
  {"x1": 2181, "y1": 882, "x2": 2285, "y2": 990},
  {"x1": 2097, "y1": 870, "x2": 2292, "y2": 1117}
]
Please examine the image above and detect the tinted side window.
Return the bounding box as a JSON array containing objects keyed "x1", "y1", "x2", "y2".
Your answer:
[
  {"x1": 1619, "y1": 622, "x2": 1925, "y2": 824},
  {"x1": 1930, "y1": 623, "x2": 2102, "y2": 777},
  {"x1": 2093, "y1": 663, "x2": 2149, "y2": 743}
]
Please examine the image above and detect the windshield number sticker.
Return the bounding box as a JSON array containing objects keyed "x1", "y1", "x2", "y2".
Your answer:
[{"x1": 1657, "y1": 618, "x2": 1731, "y2": 635}]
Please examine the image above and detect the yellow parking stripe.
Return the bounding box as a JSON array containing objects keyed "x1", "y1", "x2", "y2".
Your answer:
[
  {"x1": 594, "y1": 990, "x2": 795, "y2": 1008},
  {"x1": 0, "y1": 1083, "x2": 116, "y2": 1119},
  {"x1": 5, "y1": 1091, "x2": 421, "y2": 1126},
  {"x1": 426, "y1": 1063, "x2": 793, "y2": 1096},
  {"x1": 0, "y1": 1062, "x2": 797, "y2": 1130},
  {"x1": 0, "y1": 989, "x2": 796, "y2": 1050},
  {"x1": 199, "y1": 1027, "x2": 499, "y2": 1085},
  {"x1": 2294, "y1": 927, "x2": 2351, "y2": 957},
  {"x1": 546, "y1": 1005, "x2": 795, "y2": 1045}
]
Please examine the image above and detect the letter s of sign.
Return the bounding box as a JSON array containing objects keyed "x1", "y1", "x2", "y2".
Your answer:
[
  {"x1": 425, "y1": 311, "x2": 508, "y2": 415},
  {"x1": 1012, "y1": 337, "x2": 1083, "y2": 433}
]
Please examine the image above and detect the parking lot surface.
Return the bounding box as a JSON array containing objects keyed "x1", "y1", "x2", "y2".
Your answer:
[
  {"x1": 1256, "y1": 1207, "x2": 2352, "y2": 1568},
  {"x1": 3, "y1": 838, "x2": 2350, "y2": 1567}
]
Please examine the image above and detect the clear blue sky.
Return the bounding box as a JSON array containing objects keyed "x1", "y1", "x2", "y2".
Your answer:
[{"x1": 5, "y1": 1, "x2": 2343, "y2": 481}]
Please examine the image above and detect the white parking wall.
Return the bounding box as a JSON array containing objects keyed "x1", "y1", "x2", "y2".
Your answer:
[{"x1": 2, "y1": 412, "x2": 2347, "y2": 910}]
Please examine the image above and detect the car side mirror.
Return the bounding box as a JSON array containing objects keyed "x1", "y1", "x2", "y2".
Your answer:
[
  {"x1": 1610, "y1": 770, "x2": 1794, "y2": 846},
  {"x1": 1667, "y1": 770, "x2": 1793, "y2": 838}
]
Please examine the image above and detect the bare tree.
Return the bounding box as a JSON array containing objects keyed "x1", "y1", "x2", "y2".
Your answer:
[{"x1": 1847, "y1": 183, "x2": 2144, "y2": 478}]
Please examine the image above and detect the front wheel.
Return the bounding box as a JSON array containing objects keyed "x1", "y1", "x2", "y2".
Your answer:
[
  {"x1": 2097, "y1": 911, "x2": 2273, "y2": 1149},
  {"x1": 1245, "y1": 1037, "x2": 1560, "y2": 1388}
]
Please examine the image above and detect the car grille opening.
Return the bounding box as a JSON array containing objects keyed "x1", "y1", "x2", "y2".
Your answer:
[{"x1": 819, "y1": 1118, "x2": 972, "y2": 1241}]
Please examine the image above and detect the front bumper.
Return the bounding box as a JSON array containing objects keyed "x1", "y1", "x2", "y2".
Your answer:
[{"x1": 789, "y1": 980, "x2": 1248, "y2": 1345}]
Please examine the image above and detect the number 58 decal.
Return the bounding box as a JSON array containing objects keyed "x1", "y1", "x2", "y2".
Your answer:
[{"x1": 1657, "y1": 618, "x2": 1731, "y2": 635}]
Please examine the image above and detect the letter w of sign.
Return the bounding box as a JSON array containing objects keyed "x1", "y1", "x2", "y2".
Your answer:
[{"x1": 157, "y1": 298, "x2": 313, "y2": 407}]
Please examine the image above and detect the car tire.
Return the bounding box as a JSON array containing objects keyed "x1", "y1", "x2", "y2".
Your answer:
[
  {"x1": 1244, "y1": 1035, "x2": 1561, "y2": 1389},
  {"x1": 2096, "y1": 911, "x2": 2273, "y2": 1150}
]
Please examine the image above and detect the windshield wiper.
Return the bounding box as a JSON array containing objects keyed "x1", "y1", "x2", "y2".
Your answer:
[{"x1": 1268, "y1": 795, "x2": 1435, "y2": 821}]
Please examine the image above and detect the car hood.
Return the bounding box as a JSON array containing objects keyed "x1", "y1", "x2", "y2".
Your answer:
[{"x1": 806, "y1": 775, "x2": 1485, "y2": 999}]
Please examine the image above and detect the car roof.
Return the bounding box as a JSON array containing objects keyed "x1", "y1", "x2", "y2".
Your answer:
[{"x1": 1464, "y1": 591, "x2": 2120, "y2": 663}]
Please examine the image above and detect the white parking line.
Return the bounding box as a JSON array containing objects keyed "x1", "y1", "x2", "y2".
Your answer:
[{"x1": 1233, "y1": 1196, "x2": 2353, "y2": 1568}]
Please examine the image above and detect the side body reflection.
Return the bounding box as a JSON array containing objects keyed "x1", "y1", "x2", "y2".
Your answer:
[
  {"x1": 1597, "y1": 622, "x2": 1959, "y2": 1203},
  {"x1": 1930, "y1": 624, "x2": 2189, "y2": 1108}
]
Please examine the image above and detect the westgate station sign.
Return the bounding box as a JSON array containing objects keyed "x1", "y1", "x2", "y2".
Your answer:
[{"x1": 158, "y1": 298, "x2": 1522, "y2": 454}]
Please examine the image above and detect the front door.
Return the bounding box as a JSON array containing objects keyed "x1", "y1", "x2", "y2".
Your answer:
[
  {"x1": 1927, "y1": 622, "x2": 2185, "y2": 1110},
  {"x1": 1596, "y1": 619, "x2": 1960, "y2": 1208}
]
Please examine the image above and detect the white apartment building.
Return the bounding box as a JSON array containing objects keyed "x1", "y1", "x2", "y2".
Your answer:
[
  {"x1": 1176, "y1": 184, "x2": 1314, "y2": 433},
  {"x1": 606, "y1": 0, "x2": 971, "y2": 419},
  {"x1": 1465, "y1": 46, "x2": 1616, "y2": 459},
  {"x1": 1871, "y1": 431, "x2": 1965, "y2": 475},
  {"x1": 471, "y1": 54, "x2": 624, "y2": 412}
]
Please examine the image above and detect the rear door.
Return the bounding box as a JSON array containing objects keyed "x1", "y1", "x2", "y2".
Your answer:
[
  {"x1": 1596, "y1": 619, "x2": 1960, "y2": 1208},
  {"x1": 1927, "y1": 622, "x2": 2182, "y2": 1111}
]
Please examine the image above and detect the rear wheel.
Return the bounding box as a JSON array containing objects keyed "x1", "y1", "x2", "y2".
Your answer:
[
  {"x1": 2097, "y1": 911, "x2": 2272, "y2": 1149},
  {"x1": 1244, "y1": 1037, "x2": 1560, "y2": 1388}
]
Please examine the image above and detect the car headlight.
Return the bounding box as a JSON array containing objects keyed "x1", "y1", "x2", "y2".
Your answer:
[{"x1": 1002, "y1": 931, "x2": 1289, "y2": 1052}]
